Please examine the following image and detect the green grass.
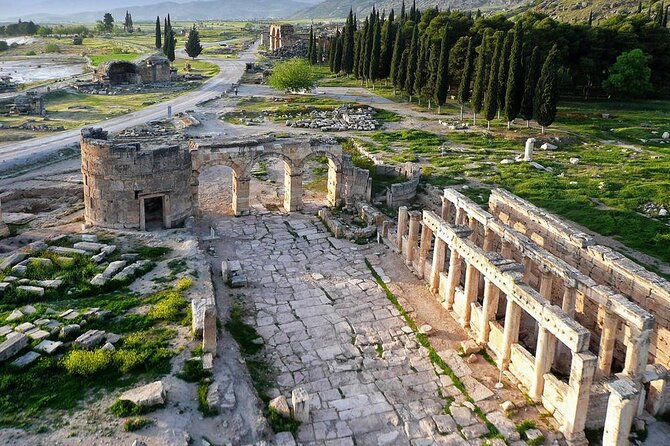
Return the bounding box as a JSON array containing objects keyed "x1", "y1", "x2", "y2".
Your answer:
[
  {"x1": 123, "y1": 417, "x2": 152, "y2": 432},
  {"x1": 89, "y1": 52, "x2": 139, "y2": 66}
]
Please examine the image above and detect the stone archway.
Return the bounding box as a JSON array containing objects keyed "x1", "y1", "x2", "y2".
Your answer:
[{"x1": 296, "y1": 150, "x2": 344, "y2": 208}]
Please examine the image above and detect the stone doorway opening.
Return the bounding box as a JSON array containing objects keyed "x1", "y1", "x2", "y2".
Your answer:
[
  {"x1": 140, "y1": 194, "x2": 169, "y2": 231},
  {"x1": 249, "y1": 157, "x2": 288, "y2": 213}
]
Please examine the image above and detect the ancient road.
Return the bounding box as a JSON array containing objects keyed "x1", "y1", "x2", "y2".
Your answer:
[{"x1": 0, "y1": 42, "x2": 258, "y2": 171}]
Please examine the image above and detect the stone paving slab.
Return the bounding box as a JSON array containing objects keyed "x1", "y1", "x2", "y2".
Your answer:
[{"x1": 218, "y1": 214, "x2": 521, "y2": 445}]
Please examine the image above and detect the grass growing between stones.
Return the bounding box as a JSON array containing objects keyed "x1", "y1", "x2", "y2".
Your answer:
[{"x1": 364, "y1": 258, "x2": 503, "y2": 440}]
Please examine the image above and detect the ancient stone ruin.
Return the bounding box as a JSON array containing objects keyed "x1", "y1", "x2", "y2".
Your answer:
[
  {"x1": 268, "y1": 23, "x2": 296, "y2": 51},
  {"x1": 386, "y1": 187, "x2": 670, "y2": 445},
  {"x1": 80, "y1": 129, "x2": 372, "y2": 230},
  {"x1": 9, "y1": 93, "x2": 44, "y2": 116},
  {"x1": 93, "y1": 54, "x2": 171, "y2": 87}
]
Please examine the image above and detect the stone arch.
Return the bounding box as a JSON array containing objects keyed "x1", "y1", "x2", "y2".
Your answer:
[
  {"x1": 297, "y1": 149, "x2": 344, "y2": 207},
  {"x1": 190, "y1": 156, "x2": 248, "y2": 217},
  {"x1": 249, "y1": 150, "x2": 298, "y2": 213}
]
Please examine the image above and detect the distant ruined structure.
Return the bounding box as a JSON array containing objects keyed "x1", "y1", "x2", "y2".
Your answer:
[
  {"x1": 80, "y1": 129, "x2": 371, "y2": 230},
  {"x1": 93, "y1": 54, "x2": 171, "y2": 86},
  {"x1": 269, "y1": 24, "x2": 296, "y2": 51},
  {"x1": 387, "y1": 187, "x2": 670, "y2": 446}
]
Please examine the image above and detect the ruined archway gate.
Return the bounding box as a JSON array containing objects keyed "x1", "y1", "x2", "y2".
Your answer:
[
  {"x1": 189, "y1": 137, "x2": 344, "y2": 216},
  {"x1": 81, "y1": 129, "x2": 370, "y2": 230}
]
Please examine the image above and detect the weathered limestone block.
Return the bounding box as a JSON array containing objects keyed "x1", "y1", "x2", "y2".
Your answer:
[
  {"x1": 11, "y1": 351, "x2": 41, "y2": 369},
  {"x1": 269, "y1": 395, "x2": 291, "y2": 418},
  {"x1": 35, "y1": 339, "x2": 63, "y2": 354},
  {"x1": 59, "y1": 324, "x2": 81, "y2": 339},
  {"x1": 191, "y1": 298, "x2": 215, "y2": 336},
  {"x1": 0, "y1": 252, "x2": 27, "y2": 271},
  {"x1": 103, "y1": 260, "x2": 127, "y2": 278},
  {"x1": 25, "y1": 328, "x2": 50, "y2": 341},
  {"x1": 14, "y1": 322, "x2": 35, "y2": 333},
  {"x1": 6, "y1": 309, "x2": 23, "y2": 322},
  {"x1": 16, "y1": 286, "x2": 44, "y2": 297},
  {"x1": 113, "y1": 260, "x2": 151, "y2": 281},
  {"x1": 119, "y1": 380, "x2": 166, "y2": 407},
  {"x1": 81, "y1": 234, "x2": 98, "y2": 242},
  {"x1": 202, "y1": 305, "x2": 217, "y2": 355},
  {"x1": 74, "y1": 329, "x2": 105, "y2": 348},
  {"x1": 206, "y1": 381, "x2": 220, "y2": 409},
  {"x1": 0, "y1": 333, "x2": 29, "y2": 362},
  {"x1": 48, "y1": 246, "x2": 87, "y2": 256},
  {"x1": 291, "y1": 387, "x2": 310, "y2": 422},
  {"x1": 33, "y1": 279, "x2": 62, "y2": 289},
  {"x1": 73, "y1": 241, "x2": 107, "y2": 252}
]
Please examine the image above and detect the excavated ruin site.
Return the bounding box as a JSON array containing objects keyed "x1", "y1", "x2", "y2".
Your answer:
[{"x1": 0, "y1": 104, "x2": 669, "y2": 446}]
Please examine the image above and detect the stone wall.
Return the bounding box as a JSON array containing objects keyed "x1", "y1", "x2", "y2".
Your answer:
[
  {"x1": 81, "y1": 127, "x2": 192, "y2": 230},
  {"x1": 0, "y1": 199, "x2": 8, "y2": 238},
  {"x1": 386, "y1": 163, "x2": 421, "y2": 208}
]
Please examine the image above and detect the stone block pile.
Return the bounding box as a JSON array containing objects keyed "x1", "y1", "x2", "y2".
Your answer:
[{"x1": 286, "y1": 105, "x2": 379, "y2": 132}]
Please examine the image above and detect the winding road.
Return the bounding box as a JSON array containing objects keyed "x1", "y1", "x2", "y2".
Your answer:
[{"x1": 0, "y1": 41, "x2": 258, "y2": 171}]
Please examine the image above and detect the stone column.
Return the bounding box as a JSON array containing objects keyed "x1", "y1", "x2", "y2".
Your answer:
[
  {"x1": 562, "y1": 352, "x2": 597, "y2": 446},
  {"x1": 596, "y1": 310, "x2": 619, "y2": 379},
  {"x1": 283, "y1": 166, "x2": 303, "y2": 212},
  {"x1": 441, "y1": 195, "x2": 451, "y2": 222},
  {"x1": 417, "y1": 223, "x2": 433, "y2": 279},
  {"x1": 203, "y1": 305, "x2": 217, "y2": 355},
  {"x1": 623, "y1": 329, "x2": 652, "y2": 382},
  {"x1": 482, "y1": 227, "x2": 494, "y2": 252},
  {"x1": 291, "y1": 387, "x2": 310, "y2": 423},
  {"x1": 500, "y1": 240, "x2": 513, "y2": 259},
  {"x1": 602, "y1": 379, "x2": 639, "y2": 446},
  {"x1": 539, "y1": 271, "x2": 553, "y2": 299},
  {"x1": 462, "y1": 262, "x2": 480, "y2": 328},
  {"x1": 479, "y1": 278, "x2": 500, "y2": 344},
  {"x1": 444, "y1": 249, "x2": 462, "y2": 309},
  {"x1": 406, "y1": 211, "x2": 422, "y2": 266},
  {"x1": 326, "y1": 162, "x2": 342, "y2": 207},
  {"x1": 454, "y1": 207, "x2": 464, "y2": 225},
  {"x1": 556, "y1": 284, "x2": 578, "y2": 373},
  {"x1": 562, "y1": 285, "x2": 577, "y2": 317},
  {"x1": 522, "y1": 257, "x2": 533, "y2": 284},
  {"x1": 396, "y1": 206, "x2": 409, "y2": 253},
  {"x1": 531, "y1": 326, "x2": 557, "y2": 401},
  {"x1": 499, "y1": 299, "x2": 522, "y2": 370},
  {"x1": 429, "y1": 237, "x2": 447, "y2": 295},
  {"x1": 233, "y1": 173, "x2": 250, "y2": 216},
  {"x1": 468, "y1": 216, "x2": 478, "y2": 242},
  {"x1": 524, "y1": 138, "x2": 535, "y2": 161}
]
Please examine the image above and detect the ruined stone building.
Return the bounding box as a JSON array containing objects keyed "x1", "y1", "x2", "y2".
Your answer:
[
  {"x1": 80, "y1": 128, "x2": 370, "y2": 230},
  {"x1": 388, "y1": 188, "x2": 669, "y2": 445},
  {"x1": 268, "y1": 24, "x2": 296, "y2": 51},
  {"x1": 93, "y1": 54, "x2": 171, "y2": 86},
  {"x1": 9, "y1": 93, "x2": 44, "y2": 116}
]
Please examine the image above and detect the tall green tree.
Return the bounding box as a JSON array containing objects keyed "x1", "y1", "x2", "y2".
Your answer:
[
  {"x1": 470, "y1": 34, "x2": 489, "y2": 125},
  {"x1": 342, "y1": 9, "x2": 356, "y2": 74},
  {"x1": 602, "y1": 48, "x2": 653, "y2": 97},
  {"x1": 352, "y1": 31, "x2": 361, "y2": 77},
  {"x1": 155, "y1": 16, "x2": 162, "y2": 49},
  {"x1": 656, "y1": 2, "x2": 666, "y2": 26},
  {"x1": 390, "y1": 25, "x2": 405, "y2": 92},
  {"x1": 435, "y1": 24, "x2": 451, "y2": 113},
  {"x1": 307, "y1": 25, "x2": 314, "y2": 63},
  {"x1": 185, "y1": 25, "x2": 203, "y2": 60},
  {"x1": 496, "y1": 31, "x2": 513, "y2": 119},
  {"x1": 102, "y1": 13, "x2": 114, "y2": 33},
  {"x1": 397, "y1": 49, "x2": 409, "y2": 92},
  {"x1": 163, "y1": 17, "x2": 170, "y2": 56},
  {"x1": 425, "y1": 41, "x2": 440, "y2": 109},
  {"x1": 520, "y1": 46, "x2": 540, "y2": 127},
  {"x1": 369, "y1": 17, "x2": 382, "y2": 86},
  {"x1": 504, "y1": 24, "x2": 524, "y2": 128},
  {"x1": 414, "y1": 35, "x2": 429, "y2": 105},
  {"x1": 379, "y1": 11, "x2": 395, "y2": 80},
  {"x1": 534, "y1": 44, "x2": 560, "y2": 133},
  {"x1": 333, "y1": 30, "x2": 343, "y2": 74},
  {"x1": 269, "y1": 58, "x2": 316, "y2": 91},
  {"x1": 405, "y1": 25, "x2": 419, "y2": 101},
  {"x1": 484, "y1": 31, "x2": 504, "y2": 129},
  {"x1": 457, "y1": 37, "x2": 474, "y2": 120},
  {"x1": 363, "y1": 9, "x2": 377, "y2": 82}
]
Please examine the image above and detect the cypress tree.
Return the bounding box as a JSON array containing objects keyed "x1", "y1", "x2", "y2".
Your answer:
[
  {"x1": 457, "y1": 37, "x2": 474, "y2": 120},
  {"x1": 484, "y1": 31, "x2": 504, "y2": 129},
  {"x1": 410, "y1": 0, "x2": 416, "y2": 22},
  {"x1": 369, "y1": 17, "x2": 382, "y2": 87},
  {"x1": 504, "y1": 24, "x2": 524, "y2": 128},
  {"x1": 379, "y1": 11, "x2": 395, "y2": 80},
  {"x1": 333, "y1": 30, "x2": 343, "y2": 74},
  {"x1": 307, "y1": 25, "x2": 314, "y2": 63},
  {"x1": 329, "y1": 36, "x2": 336, "y2": 71},
  {"x1": 185, "y1": 25, "x2": 203, "y2": 60},
  {"x1": 638, "y1": 0, "x2": 643, "y2": 14},
  {"x1": 496, "y1": 31, "x2": 513, "y2": 119},
  {"x1": 401, "y1": 0, "x2": 407, "y2": 22},
  {"x1": 664, "y1": 5, "x2": 669, "y2": 27},
  {"x1": 425, "y1": 41, "x2": 440, "y2": 109},
  {"x1": 534, "y1": 44, "x2": 560, "y2": 133},
  {"x1": 342, "y1": 9, "x2": 355, "y2": 74},
  {"x1": 520, "y1": 46, "x2": 540, "y2": 127},
  {"x1": 363, "y1": 9, "x2": 377, "y2": 82},
  {"x1": 656, "y1": 2, "x2": 665, "y2": 26},
  {"x1": 471, "y1": 34, "x2": 489, "y2": 125},
  {"x1": 588, "y1": 11, "x2": 593, "y2": 26},
  {"x1": 435, "y1": 24, "x2": 451, "y2": 113},
  {"x1": 405, "y1": 26, "x2": 419, "y2": 101},
  {"x1": 414, "y1": 34, "x2": 429, "y2": 105},
  {"x1": 356, "y1": 18, "x2": 369, "y2": 78},
  {"x1": 397, "y1": 49, "x2": 409, "y2": 92},
  {"x1": 390, "y1": 25, "x2": 404, "y2": 91},
  {"x1": 155, "y1": 16, "x2": 161, "y2": 49},
  {"x1": 165, "y1": 28, "x2": 176, "y2": 62},
  {"x1": 352, "y1": 32, "x2": 361, "y2": 77},
  {"x1": 163, "y1": 18, "x2": 169, "y2": 56}
]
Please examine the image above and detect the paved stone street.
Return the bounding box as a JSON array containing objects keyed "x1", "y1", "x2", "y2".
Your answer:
[{"x1": 214, "y1": 213, "x2": 525, "y2": 446}]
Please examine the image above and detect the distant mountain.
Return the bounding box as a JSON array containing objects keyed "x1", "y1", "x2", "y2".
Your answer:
[
  {"x1": 1, "y1": 0, "x2": 318, "y2": 23},
  {"x1": 532, "y1": 0, "x2": 659, "y2": 23},
  {"x1": 292, "y1": 0, "x2": 528, "y2": 19}
]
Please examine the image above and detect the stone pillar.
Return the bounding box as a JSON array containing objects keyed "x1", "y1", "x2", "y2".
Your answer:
[
  {"x1": 522, "y1": 257, "x2": 533, "y2": 284},
  {"x1": 417, "y1": 223, "x2": 433, "y2": 279},
  {"x1": 479, "y1": 278, "x2": 500, "y2": 344},
  {"x1": 500, "y1": 240, "x2": 513, "y2": 259},
  {"x1": 531, "y1": 326, "x2": 557, "y2": 401},
  {"x1": 406, "y1": 211, "x2": 421, "y2": 266},
  {"x1": 429, "y1": 237, "x2": 447, "y2": 295},
  {"x1": 596, "y1": 310, "x2": 619, "y2": 379},
  {"x1": 203, "y1": 305, "x2": 217, "y2": 355},
  {"x1": 283, "y1": 166, "x2": 303, "y2": 212},
  {"x1": 233, "y1": 174, "x2": 250, "y2": 216},
  {"x1": 562, "y1": 352, "x2": 597, "y2": 446},
  {"x1": 524, "y1": 138, "x2": 535, "y2": 161},
  {"x1": 291, "y1": 387, "x2": 310, "y2": 423},
  {"x1": 482, "y1": 227, "x2": 494, "y2": 251},
  {"x1": 499, "y1": 299, "x2": 522, "y2": 370},
  {"x1": 539, "y1": 271, "x2": 553, "y2": 300},
  {"x1": 445, "y1": 249, "x2": 462, "y2": 309},
  {"x1": 562, "y1": 285, "x2": 577, "y2": 317},
  {"x1": 555, "y1": 284, "x2": 578, "y2": 373},
  {"x1": 326, "y1": 161, "x2": 342, "y2": 206},
  {"x1": 441, "y1": 195, "x2": 451, "y2": 222},
  {"x1": 454, "y1": 207, "x2": 464, "y2": 225},
  {"x1": 623, "y1": 329, "x2": 652, "y2": 382},
  {"x1": 0, "y1": 199, "x2": 9, "y2": 238},
  {"x1": 602, "y1": 379, "x2": 639, "y2": 446},
  {"x1": 462, "y1": 262, "x2": 480, "y2": 328},
  {"x1": 396, "y1": 206, "x2": 409, "y2": 253}
]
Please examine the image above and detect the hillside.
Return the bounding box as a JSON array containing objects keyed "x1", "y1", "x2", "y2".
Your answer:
[
  {"x1": 292, "y1": 0, "x2": 528, "y2": 19},
  {"x1": 532, "y1": 0, "x2": 665, "y2": 23},
  {"x1": 3, "y1": 0, "x2": 311, "y2": 23}
]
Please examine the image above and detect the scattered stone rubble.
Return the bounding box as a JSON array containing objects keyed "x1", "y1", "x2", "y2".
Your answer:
[{"x1": 286, "y1": 105, "x2": 379, "y2": 131}]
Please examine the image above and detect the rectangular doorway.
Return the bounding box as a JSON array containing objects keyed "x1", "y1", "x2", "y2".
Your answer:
[{"x1": 143, "y1": 196, "x2": 165, "y2": 231}]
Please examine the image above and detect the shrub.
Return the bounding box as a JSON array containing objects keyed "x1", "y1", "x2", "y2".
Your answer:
[
  {"x1": 268, "y1": 58, "x2": 316, "y2": 92},
  {"x1": 147, "y1": 291, "x2": 187, "y2": 321},
  {"x1": 26, "y1": 50, "x2": 36, "y2": 56},
  {"x1": 0, "y1": 41, "x2": 8, "y2": 51},
  {"x1": 124, "y1": 417, "x2": 151, "y2": 432},
  {"x1": 175, "y1": 276, "x2": 193, "y2": 291},
  {"x1": 177, "y1": 358, "x2": 211, "y2": 383},
  {"x1": 268, "y1": 407, "x2": 300, "y2": 434},
  {"x1": 44, "y1": 43, "x2": 60, "y2": 53},
  {"x1": 110, "y1": 399, "x2": 145, "y2": 417},
  {"x1": 114, "y1": 349, "x2": 151, "y2": 374},
  {"x1": 62, "y1": 348, "x2": 113, "y2": 376}
]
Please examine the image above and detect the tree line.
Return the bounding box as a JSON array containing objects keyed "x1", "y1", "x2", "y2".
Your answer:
[{"x1": 312, "y1": 2, "x2": 670, "y2": 129}]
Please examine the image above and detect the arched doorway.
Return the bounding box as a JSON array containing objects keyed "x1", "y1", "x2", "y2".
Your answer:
[
  {"x1": 196, "y1": 164, "x2": 236, "y2": 217},
  {"x1": 248, "y1": 154, "x2": 295, "y2": 213},
  {"x1": 298, "y1": 151, "x2": 343, "y2": 212}
]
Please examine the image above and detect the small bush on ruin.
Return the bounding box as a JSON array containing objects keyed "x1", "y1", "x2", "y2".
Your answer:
[
  {"x1": 147, "y1": 291, "x2": 187, "y2": 322},
  {"x1": 197, "y1": 380, "x2": 217, "y2": 417},
  {"x1": 267, "y1": 407, "x2": 300, "y2": 435},
  {"x1": 110, "y1": 399, "x2": 146, "y2": 417},
  {"x1": 177, "y1": 358, "x2": 211, "y2": 383},
  {"x1": 134, "y1": 246, "x2": 171, "y2": 260},
  {"x1": 175, "y1": 276, "x2": 193, "y2": 291},
  {"x1": 62, "y1": 348, "x2": 113, "y2": 377},
  {"x1": 123, "y1": 417, "x2": 152, "y2": 432}
]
